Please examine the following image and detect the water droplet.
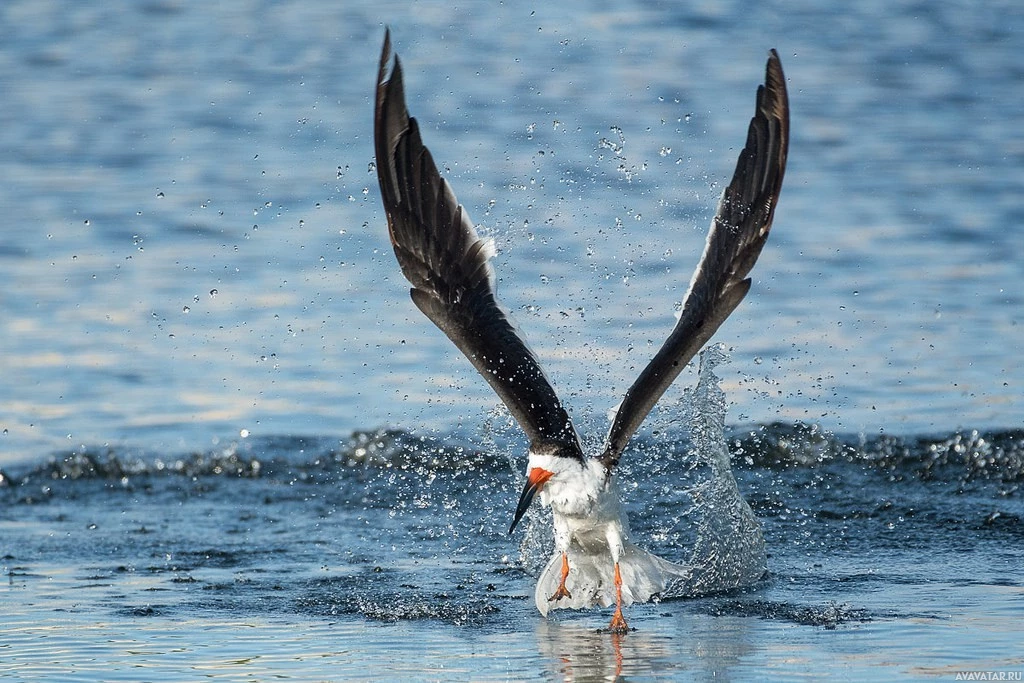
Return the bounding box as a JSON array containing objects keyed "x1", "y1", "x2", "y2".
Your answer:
[{"x1": 209, "y1": 289, "x2": 218, "y2": 297}]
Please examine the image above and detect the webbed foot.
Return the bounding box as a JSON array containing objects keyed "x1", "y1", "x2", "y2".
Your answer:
[{"x1": 547, "y1": 552, "x2": 573, "y2": 602}]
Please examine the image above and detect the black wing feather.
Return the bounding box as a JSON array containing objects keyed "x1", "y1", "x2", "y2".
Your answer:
[
  {"x1": 374, "y1": 31, "x2": 584, "y2": 461},
  {"x1": 600, "y1": 50, "x2": 790, "y2": 468}
]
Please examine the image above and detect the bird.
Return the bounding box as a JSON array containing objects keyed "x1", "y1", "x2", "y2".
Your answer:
[{"x1": 373, "y1": 30, "x2": 789, "y2": 633}]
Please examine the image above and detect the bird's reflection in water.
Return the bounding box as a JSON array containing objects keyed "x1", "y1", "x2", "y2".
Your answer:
[{"x1": 532, "y1": 608, "x2": 757, "y2": 682}]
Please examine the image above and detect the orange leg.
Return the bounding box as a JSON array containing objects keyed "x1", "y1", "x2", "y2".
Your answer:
[
  {"x1": 547, "y1": 552, "x2": 573, "y2": 602},
  {"x1": 607, "y1": 562, "x2": 629, "y2": 633}
]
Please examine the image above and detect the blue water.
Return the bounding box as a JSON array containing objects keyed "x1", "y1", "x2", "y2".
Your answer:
[{"x1": 1, "y1": 0, "x2": 1022, "y2": 680}]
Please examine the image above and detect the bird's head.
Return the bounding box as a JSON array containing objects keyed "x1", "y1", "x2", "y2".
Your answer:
[
  {"x1": 509, "y1": 443, "x2": 596, "y2": 534},
  {"x1": 509, "y1": 465, "x2": 555, "y2": 534}
]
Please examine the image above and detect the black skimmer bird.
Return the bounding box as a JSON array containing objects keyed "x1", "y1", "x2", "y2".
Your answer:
[{"x1": 374, "y1": 30, "x2": 789, "y2": 632}]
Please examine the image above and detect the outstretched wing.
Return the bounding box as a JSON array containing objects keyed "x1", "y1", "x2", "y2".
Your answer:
[
  {"x1": 374, "y1": 31, "x2": 584, "y2": 461},
  {"x1": 600, "y1": 50, "x2": 790, "y2": 469}
]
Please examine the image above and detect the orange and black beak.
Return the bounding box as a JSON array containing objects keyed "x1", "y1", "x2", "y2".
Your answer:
[{"x1": 509, "y1": 468, "x2": 554, "y2": 534}]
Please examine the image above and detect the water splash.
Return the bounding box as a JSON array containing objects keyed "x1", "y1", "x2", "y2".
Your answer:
[{"x1": 665, "y1": 343, "x2": 766, "y2": 597}]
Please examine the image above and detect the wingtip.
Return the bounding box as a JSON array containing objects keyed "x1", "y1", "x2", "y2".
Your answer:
[
  {"x1": 767, "y1": 48, "x2": 783, "y2": 75},
  {"x1": 378, "y1": 27, "x2": 403, "y2": 88},
  {"x1": 378, "y1": 30, "x2": 391, "y2": 87},
  {"x1": 759, "y1": 48, "x2": 789, "y2": 152},
  {"x1": 764, "y1": 49, "x2": 788, "y2": 106}
]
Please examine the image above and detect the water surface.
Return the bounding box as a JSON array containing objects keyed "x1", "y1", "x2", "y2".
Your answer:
[{"x1": 1, "y1": 0, "x2": 1022, "y2": 679}]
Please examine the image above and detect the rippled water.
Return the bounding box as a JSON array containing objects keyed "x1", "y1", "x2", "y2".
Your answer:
[
  {"x1": 2, "y1": 0, "x2": 1023, "y2": 679},
  {"x1": 3, "y1": 413, "x2": 1022, "y2": 679}
]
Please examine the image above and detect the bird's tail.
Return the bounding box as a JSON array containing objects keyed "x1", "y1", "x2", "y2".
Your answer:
[{"x1": 535, "y1": 542, "x2": 692, "y2": 616}]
